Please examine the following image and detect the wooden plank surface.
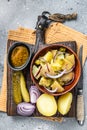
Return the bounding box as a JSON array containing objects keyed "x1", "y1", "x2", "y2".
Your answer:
[{"x1": 7, "y1": 40, "x2": 77, "y2": 118}]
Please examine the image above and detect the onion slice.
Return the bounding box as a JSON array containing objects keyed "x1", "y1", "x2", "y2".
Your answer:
[
  {"x1": 46, "y1": 69, "x2": 66, "y2": 79},
  {"x1": 29, "y1": 85, "x2": 40, "y2": 103},
  {"x1": 46, "y1": 65, "x2": 75, "y2": 79},
  {"x1": 43, "y1": 86, "x2": 58, "y2": 93},
  {"x1": 17, "y1": 102, "x2": 35, "y2": 116},
  {"x1": 64, "y1": 65, "x2": 75, "y2": 74}
]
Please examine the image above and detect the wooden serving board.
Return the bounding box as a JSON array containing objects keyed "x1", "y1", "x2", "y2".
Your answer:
[{"x1": 7, "y1": 40, "x2": 77, "y2": 118}]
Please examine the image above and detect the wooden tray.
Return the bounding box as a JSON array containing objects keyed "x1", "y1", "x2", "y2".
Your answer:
[{"x1": 7, "y1": 39, "x2": 77, "y2": 118}]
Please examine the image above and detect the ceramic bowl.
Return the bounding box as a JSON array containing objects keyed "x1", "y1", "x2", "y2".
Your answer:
[
  {"x1": 7, "y1": 42, "x2": 31, "y2": 71},
  {"x1": 30, "y1": 44, "x2": 81, "y2": 96}
]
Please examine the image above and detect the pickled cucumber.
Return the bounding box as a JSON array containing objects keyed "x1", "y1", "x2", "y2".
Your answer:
[
  {"x1": 20, "y1": 73, "x2": 30, "y2": 102},
  {"x1": 12, "y1": 71, "x2": 22, "y2": 105}
]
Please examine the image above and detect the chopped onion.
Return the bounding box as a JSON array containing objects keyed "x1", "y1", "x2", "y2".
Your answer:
[
  {"x1": 43, "y1": 86, "x2": 58, "y2": 93},
  {"x1": 46, "y1": 69, "x2": 66, "y2": 79},
  {"x1": 17, "y1": 102, "x2": 35, "y2": 116},
  {"x1": 35, "y1": 66, "x2": 42, "y2": 77},
  {"x1": 46, "y1": 65, "x2": 75, "y2": 79},
  {"x1": 65, "y1": 65, "x2": 75, "y2": 74},
  {"x1": 29, "y1": 85, "x2": 40, "y2": 103}
]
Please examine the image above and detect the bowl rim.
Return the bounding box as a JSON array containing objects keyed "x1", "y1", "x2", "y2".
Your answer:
[
  {"x1": 30, "y1": 43, "x2": 81, "y2": 96},
  {"x1": 7, "y1": 42, "x2": 31, "y2": 71}
]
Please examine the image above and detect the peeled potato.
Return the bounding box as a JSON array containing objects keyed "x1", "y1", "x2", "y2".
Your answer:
[
  {"x1": 58, "y1": 92, "x2": 73, "y2": 115},
  {"x1": 36, "y1": 94, "x2": 57, "y2": 116}
]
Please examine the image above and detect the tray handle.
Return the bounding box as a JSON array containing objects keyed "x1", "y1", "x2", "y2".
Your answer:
[{"x1": 34, "y1": 13, "x2": 51, "y2": 53}]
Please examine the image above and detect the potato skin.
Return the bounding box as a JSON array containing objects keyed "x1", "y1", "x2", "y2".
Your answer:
[{"x1": 36, "y1": 94, "x2": 57, "y2": 116}]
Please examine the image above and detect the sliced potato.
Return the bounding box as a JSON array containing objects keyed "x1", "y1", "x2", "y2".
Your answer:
[
  {"x1": 36, "y1": 94, "x2": 57, "y2": 116},
  {"x1": 53, "y1": 57, "x2": 64, "y2": 65},
  {"x1": 58, "y1": 92, "x2": 73, "y2": 115},
  {"x1": 32, "y1": 65, "x2": 41, "y2": 79},
  {"x1": 51, "y1": 50, "x2": 58, "y2": 57},
  {"x1": 58, "y1": 71, "x2": 74, "y2": 84},
  {"x1": 62, "y1": 59, "x2": 74, "y2": 71},
  {"x1": 39, "y1": 77, "x2": 52, "y2": 88},
  {"x1": 43, "y1": 51, "x2": 53, "y2": 62},
  {"x1": 35, "y1": 59, "x2": 41, "y2": 65},
  {"x1": 51, "y1": 80, "x2": 64, "y2": 92},
  {"x1": 51, "y1": 59, "x2": 63, "y2": 71},
  {"x1": 65, "y1": 54, "x2": 75, "y2": 65},
  {"x1": 51, "y1": 63, "x2": 62, "y2": 71},
  {"x1": 59, "y1": 47, "x2": 66, "y2": 52},
  {"x1": 40, "y1": 63, "x2": 55, "y2": 77},
  {"x1": 57, "y1": 54, "x2": 64, "y2": 60}
]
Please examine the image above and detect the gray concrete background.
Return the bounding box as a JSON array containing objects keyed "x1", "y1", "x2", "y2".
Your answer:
[{"x1": 0, "y1": 0, "x2": 87, "y2": 130}]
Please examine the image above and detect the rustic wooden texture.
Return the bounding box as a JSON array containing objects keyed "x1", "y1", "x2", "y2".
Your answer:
[{"x1": 7, "y1": 40, "x2": 77, "y2": 118}]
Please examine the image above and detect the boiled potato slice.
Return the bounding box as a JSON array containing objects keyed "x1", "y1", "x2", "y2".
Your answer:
[
  {"x1": 32, "y1": 65, "x2": 41, "y2": 79},
  {"x1": 51, "y1": 50, "x2": 57, "y2": 57},
  {"x1": 59, "y1": 47, "x2": 66, "y2": 52},
  {"x1": 39, "y1": 77, "x2": 52, "y2": 87},
  {"x1": 58, "y1": 92, "x2": 73, "y2": 115},
  {"x1": 51, "y1": 80, "x2": 64, "y2": 92},
  {"x1": 65, "y1": 54, "x2": 75, "y2": 65},
  {"x1": 51, "y1": 63, "x2": 62, "y2": 71},
  {"x1": 51, "y1": 59, "x2": 63, "y2": 71},
  {"x1": 36, "y1": 94, "x2": 57, "y2": 116},
  {"x1": 40, "y1": 63, "x2": 55, "y2": 77},
  {"x1": 43, "y1": 51, "x2": 53, "y2": 62},
  {"x1": 35, "y1": 59, "x2": 41, "y2": 65},
  {"x1": 58, "y1": 72, "x2": 74, "y2": 84},
  {"x1": 62, "y1": 59, "x2": 73, "y2": 71}
]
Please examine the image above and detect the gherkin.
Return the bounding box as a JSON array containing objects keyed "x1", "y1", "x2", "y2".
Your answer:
[{"x1": 12, "y1": 71, "x2": 22, "y2": 104}]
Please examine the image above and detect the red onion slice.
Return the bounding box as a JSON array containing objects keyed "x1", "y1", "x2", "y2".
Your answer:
[
  {"x1": 46, "y1": 65, "x2": 75, "y2": 79},
  {"x1": 43, "y1": 86, "x2": 58, "y2": 93},
  {"x1": 64, "y1": 65, "x2": 75, "y2": 74},
  {"x1": 35, "y1": 66, "x2": 42, "y2": 77},
  {"x1": 46, "y1": 69, "x2": 66, "y2": 79},
  {"x1": 17, "y1": 102, "x2": 35, "y2": 116},
  {"x1": 29, "y1": 85, "x2": 40, "y2": 103}
]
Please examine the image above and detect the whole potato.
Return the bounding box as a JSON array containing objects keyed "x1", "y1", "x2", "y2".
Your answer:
[{"x1": 36, "y1": 94, "x2": 57, "y2": 116}]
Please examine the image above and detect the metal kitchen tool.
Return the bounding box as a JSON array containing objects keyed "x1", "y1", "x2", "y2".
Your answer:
[{"x1": 76, "y1": 45, "x2": 85, "y2": 126}]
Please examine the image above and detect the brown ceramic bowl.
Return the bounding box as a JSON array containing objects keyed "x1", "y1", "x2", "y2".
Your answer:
[{"x1": 30, "y1": 44, "x2": 81, "y2": 96}]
